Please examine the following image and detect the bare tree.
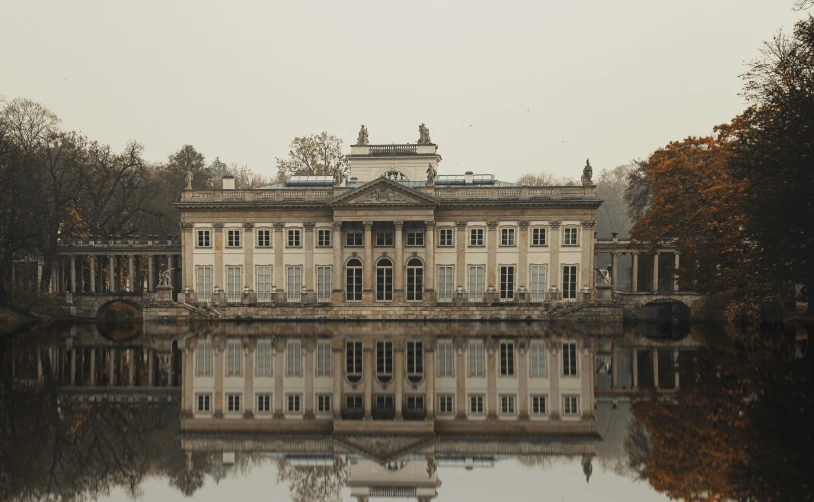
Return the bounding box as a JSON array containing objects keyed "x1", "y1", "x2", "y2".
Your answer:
[
  {"x1": 516, "y1": 171, "x2": 578, "y2": 186},
  {"x1": 275, "y1": 132, "x2": 349, "y2": 181}
]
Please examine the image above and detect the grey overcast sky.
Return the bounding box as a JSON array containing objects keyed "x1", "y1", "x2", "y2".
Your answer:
[{"x1": 0, "y1": 0, "x2": 806, "y2": 182}]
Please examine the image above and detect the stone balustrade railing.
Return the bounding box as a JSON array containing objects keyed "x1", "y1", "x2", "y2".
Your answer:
[
  {"x1": 181, "y1": 190, "x2": 335, "y2": 202},
  {"x1": 57, "y1": 238, "x2": 181, "y2": 248},
  {"x1": 433, "y1": 186, "x2": 591, "y2": 199}
]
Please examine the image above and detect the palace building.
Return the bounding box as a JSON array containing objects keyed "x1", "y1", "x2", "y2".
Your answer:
[{"x1": 177, "y1": 125, "x2": 602, "y2": 307}]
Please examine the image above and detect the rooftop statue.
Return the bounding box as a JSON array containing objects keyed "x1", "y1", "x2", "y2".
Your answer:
[
  {"x1": 333, "y1": 169, "x2": 344, "y2": 187},
  {"x1": 206, "y1": 177, "x2": 214, "y2": 189},
  {"x1": 185, "y1": 170, "x2": 193, "y2": 190},
  {"x1": 581, "y1": 158, "x2": 593, "y2": 186},
  {"x1": 417, "y1": 123, "x2": 432, "y2": 145},
  {"x1": 426, "y1": 163, "x2": 437, "y2": 186},
  {"x1": 356, "y1": 125, "x2": 369, "y2": 145}
]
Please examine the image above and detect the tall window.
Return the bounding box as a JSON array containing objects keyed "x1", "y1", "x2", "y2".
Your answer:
[
  {"x1": 470, "y1": 395, "x2": 485, "y2": 414},
  {"x1": 226, "y1": 393, "x2": 241, "y2": 413},
  {"x1": 345, "y1": 341, "x2": 363, "y2": 382},
  {"x1": 316, "y1": 340, "x2": 331, "y2": 376},
  {"x1": 257, "y1": 229, "x2": 271, "y2": 247},
  {"x1": 257, "y1": 266, "x2": 272, "y2": 302},
  {"x1": 468, "y1": 266, "x2": 484, "y2": 302},
  {"x1": 287, "y1": 394, "x2": 302, "y2": 413},
  {"x1": 406, "y1": 341, "x2": 423, "y2": 383},
  {"x1": 562, "y1": 265, "x2": 578, "y2": 299},
  {"x1": 287, "y1": 229, "x2": 301, "y2": 247},
  {"x1": 196, "y1": 340, "x2": 212, "y2": 376},
  {"x1": 500, "y1": 265, "x2": 515, "y2": 300},
  {"x1": 376, "y1": 395, "x2": 394, "y2": 412},
  {"x1": 346, "y1": 395, "x2": 364, "y2": 412},
  {"x1": 286, "y1": 339, "x2": 302, "y2": 376},
  {"x1": 316, "y1": 266, "x2": 331, "y2": 302},
  {"x1": 376, "y1": 341, "x2": 393, "y2": 382},
  {"x1": 196, "y1": 266, "x2": 212, "y2": 301},
  {"x1": 500, "y1": 395, "x2": 516, "y2": 414},
  {"x1": 226, "y1": 340, "x2": 242, "y2": 376},
  {"x1": 376, "y1": 258, "x2": 393, "y2": 301},
  {"x1": 197, "y1": 393, "x2": 211, "y2": 412},
  {"x1": 227, "y1": 229, "x2": 241, "y2": 247},
  {"x1": 468, "y1": 340, "x2": 484, "y2": 376},
  {"x1": 317, "y1": 229, "x2": 331, "y2": 247},
  {"x1": 346, "y1": 259, "x2": 363, "y2": 301},
  {"x1": 406, "y1": 258, "x2": 423, "y2": 302},
  {"x1": 500, "y1": 341, "x2": 515, "y2": 376},
  {"x1": 501, "y1": 228, "x2": 516, "y2": 246},
  {"x1": 531, "y1": 227, "x2": 546, "y2": 246},
  {"x1": 287, "y1": 267, "x2": 302, "y2": 302},
  {"x1": 376, "y1": 231, "x2": 394, "y2": 246},
  {"x1": 530, "y1": 265, "x2": 547, "y2": 301},
  {"x1": 317, "y1": 394, "x2": 332, "y2": 413},
  {"x1": 437, "y1": 340, "x2": 454, "y2": 377},
  {"x1": 256, "y1": 339, "x2": 272, "y2": 376},
  {"x1": 563, "y1": 395, "x2": 579, "y2": 415},
  {"x1": 563, "y1": 227, "x2": 578, "y2": 246},
  {"x1": 531, "y1": 395, "x2": 547, "y2": 415},
  {"x1": 562, "y1": 342, "x2": 578, "y2": 376},
  {"x1": 439, "y1": 395, "x2": 454, "y2": 414},
  {"x1": 197, "y1": 229, "x2": 211, "y2": 248},
  {"x1": 437, "y1": 266, "x2": 453, "y2": 301},
  {"x1": 530, "y1": 341, "x2": 547, "y2": 377},
  {"x1": 406, "y1": 229, "x2": 424, "y2": 246},
  {"x1": 407, "y1": 395, "x2": 424, "y2": 412},
  {"x1": 346, "y1": 228, "x2": 363, "y2": 247},
  {"x1": 470, "y1": 228, "x2": 484, "y2": 246},
  {"x1": 226, "y1": 266, "x2": 242, "y2": 302},
  {"x1": 439, "y1": 228, "x2": 454, "y2": 247},
  {"x1": 257, "y1": 394, "x2": 271, "y2": 413}
]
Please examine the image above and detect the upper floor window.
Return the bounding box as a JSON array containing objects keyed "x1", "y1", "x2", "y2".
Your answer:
[
  {"x1": 226, "y1": 340, "x2": 242, "y2": 376},
  {"x1": 531, "y1": 227, "x2": 547, "y2": 246},
  {"x1": 287, "y1": 339, "x2": 302, "y2": 376},
  {"x1": 317, "y1": 229, "x2": 332, "y2": 247},
  {"x1": 376, "y1": 341, "x2": 393, "y2": 382},
  {"x1": 257, "y1": 229, "x2": 271, "y2": 248},
  {"x1": 226, "y1": 229, "x2": 241, "y2": 248},
  {"x1": 437, "y1": 340, "x2": 454, "y2": 377},
  {"x1": 562, "y1": 342, "x2": 578, "y2": 376},
  {"x1": 529, "y1": 341, "x2": 547, "y2": 377},
  {"x1": 196, "y1": 340, "x2": 212, "y2": 376},
  {"x1": 385, "y1": 170, "x2": 407, "y2": 180},
  {"x1": 287, "y1": 229, "x2": 301, "y2": 248},
  {"x1": 376, "y1": 231, "x2": 394, "y2": 247},
  {"x1": 346, "y1": 228, "x2": 363, "y2": 247},
  {"x1": 470, "y1": 228, "x2": 484, "y2": 246},
  {"x1": 406, "y1": 229, "x2": 424, "y2": 246},
  {"x1": 500, "y1": 341, "x2": 515, "y2": 376},
  {"x1": 500, "y1": 228, "x2": 516, "y2": 247},
  {"x1": 316, "y1": 340, "x2": 332, "y2": 376},
  {"x1": 563, "y1": 227, "x2": 578, "y2": 246},
  {"x1": 469, "y1": 340, "x2": 484, "y2": 377},
  {"x1": 439, "y1": 228, "x2": 454, "y2": 247},
  {"x1": 197, "y1": 229, "x2": 211, "y2": 248},
  {"x1": 256, "y1": 339, "x2": 272, "y2": 376},
  {"x1": 406, "y1": 341, "x2": 423, "y2": 383}
]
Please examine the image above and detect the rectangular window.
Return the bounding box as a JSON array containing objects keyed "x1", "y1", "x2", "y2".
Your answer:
[
  {"x1": 407, "y1": 395, "x2": 425, "y2": 411},
  {"x1": 531, "y1": 227, "x2": 547, "y2": 246},
  {"x1": 437, "y1": 340, "x2": 454, "y2": 377},
  {"x1": 376, "y1": 341, "x2": 393, "y2": 380},
  {"x1": 226, "y1": 266, "x2": 242, "y2": 302},
  {"x1": 256, "y1": 266, "x2": 272, "y2": 302},
  {"x1": 287, "y1": 339, "x2": 302, "y2": 376},
  {"x1": 315, "y1": 266, "x2": 331, "y2": 302},
  {"x1": 346, "y1": 341, "x2": 363, "y2": 380},
  {"x1": 346, "y1": 228, "x2": 363, "y2": 247},
  {"x1": 500, "y1": 265, "x2": 515, "y2": 300},
  {"x1": 501, "y1": 228, "x2": 516, "y2": 246},
  {"x1": 375, "y1": 395, "x2": 394, "y2": 412},
  {"x1": 226, "y1": 393, "x2": 241, "y2": 413},
  {"x1": 317, "y1": 394, "x2": 332, "y2": 413},
  {"x1": 439, "y1": 395, "x2": 454, "y2": 414},
  {"x1": 500, "y1": 341, "x2": 515, "y2": 376},
  {"x1": 287, "y1": 267, "x2": 302, "y2": 302},
  {"x1": 406, "y1": 229, "x2": 424, "y2": 246},
  {"x1": 287, "y1": 229, "x2": 301, "y2": 247},
  {"x1": 406, "y1": 341, "x2": 423, "y2": 379},
  {"x1": 468, "y1": 266, "x2": 485, "y2": 302},
  {"x1": 196, "y1": 266, "x2": 213, "y2": 302},
  {"x1": 227, "y1": 229, "x2": 241, "y2": 248},
  {"x1": 316, "y1": 228, "x2": 331, "y2": 247},
  {"x1": 530, "y1": 341, "x2": 547, "y2": 377},
  {"x1": 226, "y1": 340, "x2": 242, "y2": 376},
  {"x1": 500, "y1": 395, "x2": 516, "y2": 414},
  {"x1": 562, "y1": 265, "x2": 578, "y2": 299},
  {"x1": 257, "y1": 229, "x2": 271, "y2": 248},
  {"x1": 469, "y1": 340, "x2": 484, "y2": 377},
  {"x1": 437, "y1": 266, "x2": 453, "y2": 302},
  {"x1": 563, "y1": 227, "x2": 578, "y2": 246},
  {"x1": 562, "y1": 342, "x2": 578, "y2": 376},
  {"x1": 531, "y1": 395, "x2": 547, "y2": 415},
  {"x1": 530, "y1": 265, "x2": 547, "y2": 301},
  {"x1": 287, "y1": 394, "x2": 302, "y2": 413},
  {"x1": 257, "y1": 393, "x2": 271, "y2": 413},
  {"x1": 196, "y1": 340, "x2": 213, "y2": 376},
  {"x1": 316, "y1": 340, "x2": 331, "y2": 376},
  {"x1": 196, "y1": 393, "x2": 211, "y2": 413},
  {"x1": 563, "y1": 395, "x2": 579, "y2": 415},
  {"x1": 376, "y1": 231, "x2": 394, "y2": 246},
  {"x1": 196, "y1": 229, "x2": 211, "y2": 248},
  {"x1": 470, "y1": 394, "x2": 485, "y2": 414},
  {"x1": 256, "y1": 339, "x2": 272, "y2": 376},
  {"x1": 469, "y1": 228, "x2": 484, "y2": 246},
  {"x1": 439, "y1": 228, "x2": 454, "y2": 247},
  {"x1": 346, "y1": 395, "x2": 364, "y2": 411}
]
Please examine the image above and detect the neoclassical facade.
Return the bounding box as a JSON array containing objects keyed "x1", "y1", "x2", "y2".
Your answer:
[{"x1": 178, "y1": 128, "x2": 601, "y2": 306}]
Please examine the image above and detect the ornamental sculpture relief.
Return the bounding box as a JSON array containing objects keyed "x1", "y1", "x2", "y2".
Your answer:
[{"x1": 355, "y1": 187, "x2": 412, "y2": 204}]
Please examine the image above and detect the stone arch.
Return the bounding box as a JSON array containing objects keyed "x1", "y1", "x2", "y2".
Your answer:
[
  {"x1": 640, "y1": 299, "x2": 691, "y2": 324},
  {"x1": 97, "y1": 299, "x2": 142, "y2": 321}
]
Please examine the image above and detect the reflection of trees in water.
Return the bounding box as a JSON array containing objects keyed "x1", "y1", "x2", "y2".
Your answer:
[{"x1": 275, "y1": 458, "x2": 349, "y2": 502}]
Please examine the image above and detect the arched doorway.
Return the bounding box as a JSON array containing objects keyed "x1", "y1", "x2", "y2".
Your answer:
[
  {"x1": 406, "y1": 258, "x2": 424, "y2": 302},
  {"x1": 376, "y1": 258, "x2": 393, "y2": 301},
  {"x1": 346, "y1": 259, "x2": 362, "y2": 302}
]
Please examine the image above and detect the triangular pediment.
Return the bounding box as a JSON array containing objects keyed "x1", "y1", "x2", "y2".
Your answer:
[
  {"x1": 330, "y1": 177, "x2": 438, "y2": 207},
  {"x1": 332, "y1": 434, "x2": 436, "y2": 463}
]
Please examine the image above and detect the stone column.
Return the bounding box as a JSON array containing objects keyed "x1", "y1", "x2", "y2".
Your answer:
[
  {"x1": 652, "y1": 253, "x2": 660, "y2": 293},
  {"x1": 611, "y1": 346, "x2": 619, "y2": 389},
  {"x1": 147, "y1": 349, "x2": 154, "y2": 387},
  {"x1": 331, "y1": 222, "x2": 343, "y2": 302},
  {"x1": 69, "y1": 255, "x2": 76, "y2": 293},
  {"x1": 673, "y1": 252, "x2": 680, "y2": 292},
  {"x1": 580, "y1": 221, "x2": 596, "y2": 291},
  {"x1": 167, "y1": 255, "x2": 174, "y2": 288},
  {"x1": 394, "y1": 342, "x2": 404, "y2": 419},
  {"x1": 518, "y1": 221, "x2": 529, "y2": 290},
  {"x1": 304, "y1": 338, "x2": 314, "y2": 418},
  {"x1": 549, "y1": 342, "x2": 561, "y2": 417},
  {"x1": 394, "y1": 221, "x2": 404, "y2": 302},
  {"x1": 182, "y1": 340, "x2": 195, "y2": 415},
  {"x1": 631, "y1": 253, "x2": 639, "y2": 293},
  {"x1": 424, "y1": 221, "x2": 435, "y2": 301},
  {"x1": 332, "y1": 342, "x2": 343, "y2": 418},
  {"x1": 303, "y1": 222, "x2": 314, "y2": 290},
  {"x1": 128, "y1": 255, "x2": 134, "y2": 292},
  {"x1": 581, "y1": 341, "x2": 594, "y2": 416},
  {"x1": 652, "y1": 350, "x2": 660, "y2": 389},
  {"x1": 244, "y1": 339, "x2": 255, "y2": 417},
  {"x1": 213, "y1": 223, "x2": 224, "y2": 293},
  {"x1": 363, "y1": 342, "x2": 374, "y2": 419},
  {"x1": 274, "y1": 338, "x2": 284, "y2": 418},
  {"x1": 362, "y1": 221, "x2": 373, "y2": 302},
  {"x1": 147, "y1": 255, "x2": 154, "y2": 292},
  {"x1": 425, "y1": 340, "x2": 435, "y2": 418},
  {"x1": 455, "y1": 340, "x2": 466, "y2": 419},
  {"x1": 549, "y1": 222, "x2": 561, "y2": 291},
  {"x1": 674, "y1": 349, "x2": 680, "y2": 389},
  {"x1": 70, "y1": 348, "x2": 76, "y2": 386},
  {"x1": 128, "y1": 349, "x2": 135, "y2": 386},
  {"x1": 486, "y1": 221, "x2": 498, "y2": 289},
  {"x1": 611, "y1": 253, "x2": 618, "y2": 290},
  {"x1": 108, "y1": 255, "x2": 115, "y2": 292},
  {"x1": 108, "y1": 349, "x2": 115, "y2": 387},
  {"x1": 181, "y1": 223, "x2": 195, "y2": 289},
  {"x1": 632, "y1": 348, "x2": 639, "y2": 389},
  {"x1": 214, "y1": 340, "x2": 224, "y2": 417},
  {"x1": 89, "y1": 349, "x2": 96, "y2": 386},
  {"x1": 273, "y1": 223, "x2": 285, "y2": 291},
  {"x1": 244, "y1": 223, "x2": 255, "y2": 291},
  {"x1": 455, "y1": 222, "x2": 467, "y2": 290},
  {"x1": 518, "y1": 343, "x2": 529, "y2": 418},
  {"x1": 486, "y1": 339, "x2": 497, "y2": 419}
]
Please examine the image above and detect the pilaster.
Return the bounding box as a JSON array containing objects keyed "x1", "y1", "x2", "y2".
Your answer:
[
  {"x1": 424, "y1": 221, "x2": 435, "y2": 301},
  {"x1": 213, "y1": 223, "x2": 224, "y2": 293},
  {"x1": 549, "y1": 221, "x2": 561, "y2": 292},
  {"x1": 244, "y1": 338, "x2": 256, "y2": 418},
  {"x1": 486, "y1": 338, "x2": 497, "y2": 419},
  {"x1": 486, "y1": 221, "x2": 498, "y2": 290},
  {"x1": 273, "y1": 223, "x2": 285, "y2": 292},
  {"x1": 244, "y1": 223, "x2": 255, "y2": 291},
  {"x1": 181, "y1": 223, "x2": 195, "y2": 289},
  {"x1": 362, "y1": 221, "x2": 373, "y2": 303},
  {"x1": 580, "y1": 221, "x2": 596, "y2": 290},
  {"x1": 518, "y1": 221, "x2": 529, "y2": 291},
  {"x1": 631, "y1": 253, "x2": 639, "y2": 293},
  {"x1": 304, "y1": 338, "x2": 315, "y2": 418},
  {"x1": 518, "y1": 341, "x2": 529, "y2": 419},
  {"x1": 394, "y1": 221, "x2": 404, "y2": 303},
  {"x1": 331, "y1": 222, "x2": 344, "y2": 302},
  {"x1": 549, "y1": 342, "x2": 561, "y2": 419},
  {"x1": 363, "y1": 342, "x2": 374, "y2": 419},
  {"x1": 455, "y1": 222, "x2": 467, "y2": 291}
]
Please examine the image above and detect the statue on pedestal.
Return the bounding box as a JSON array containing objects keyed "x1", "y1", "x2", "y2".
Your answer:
[
  {"x1": 333, "y1": 169, "x2": 344, "y2": 187},
  {"x1": 417, "y1": 123, "x2": 432, "y2": 145},
  {"x1": 595, "y1": 267, "x2": 611, "y2": 286},
  {"x1": 426, "y1": 163, "x2": 437, "y2": 186},
  {"x1": 581, "y1": 158, "x2": 593, "y2": 186},
  {"x1": 206, "y1": 177, "x2": 214, "y2": 189},
  {"x1": 356, "y1": 125, "x2": 369, "y2": 145},
  {"x1": 184, "y1": 170, "x2": 194, "y2": 190},
  {"x1": 159, "y1": 269, "x2": 172, "y2": 287}
]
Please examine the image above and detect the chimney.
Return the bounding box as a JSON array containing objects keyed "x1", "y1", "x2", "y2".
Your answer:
[
  {"x1": 612, "y1": 232, "x2": 618, "y2": 243},
  {"x1": 222, "y1": 175, "x2": 235, "y2": 190},
  {"x1": 465, "y1": 171, "x2": 474, "y2": 184}
]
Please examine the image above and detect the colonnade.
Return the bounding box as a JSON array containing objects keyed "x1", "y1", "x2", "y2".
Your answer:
[{"x1": 52, "y1": 252, "x2": 181, "y2": 294}]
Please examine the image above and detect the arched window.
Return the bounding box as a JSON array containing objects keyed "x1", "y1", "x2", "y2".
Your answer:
[
  {"x1": 376, "y1": 258, "x2": 393, "y2": 301},
  {"x1": 346, "y1": 259, "x2": 362, "y2": 302},
  {"x1": 406, "y1": 258, "x2": 424, "y2": 302}
]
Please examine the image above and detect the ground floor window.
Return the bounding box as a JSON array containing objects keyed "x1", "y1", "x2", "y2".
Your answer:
[
  {"x1": 257, "y1": 393, "x2": 271, "y2": 413},
  {"x1": 256, "y1": 266, "x2": 272, "y2": 302},
  {"x1": 406, "y1": 395, "x2": 425, "y2": 411},
  {"x1": 530, "y1": 265, "x2": 546, "y2": 301},
  {"x1": 437, "y1": 266, "x2": 453, "y2": 301},
  {"x1": 439, "y1": 394, "x2": 454, "y2": 414},
  {"x1": 287, "y1": 393, "x2": 302, "y2": 413},
  {"x1": 346, "y1": 259, "x2": 362, "y2": 301},
  {"x1": 563, "y1": 395, "x2": 579, "y2": 415},
  {"x1": 468, "y1": 266, "x2": 484, "y2": 302},
  {"x1": 500, "y1": 394, "x2": 516, "y2": 414},
  {"x1": 226, "y1": 393, "x2": 241, "y2": 413},
  {"x1": 196, "y1": 393, "x2": 211, "y2": 413},
  {"x1": 226, "y1": 266, "x2": 242, "y2": 302},
  {"x1": 196, "y1": 267, "x2": 212, "y2": 301},
  {"x1": 376, "y1": 258, "x2": 393, "y2": 301},
  {"x1": 316, "y1": 266, "x2": 331, "y2": 302},
  {"x1": 563, "y1": 265, "x2": 578, "y2": 299},
  {"x1": 531, "y1": 395, "x2": 547, "y2": 415},
  {"x1": 406, "y1": 258, "x2": 423, "y2": 301},
  {"x1": 287, "y1": 266, "x2": 302, "y2": 302},
  {"x1": 469, "y1": 394, "x2": 485, "y2": 414},
  {"x1": 317, "y1": 394, "x2": 331, "y2": 413},
  {"x1": 500, "y1": 265, "x2": 515, "y2": 300}
]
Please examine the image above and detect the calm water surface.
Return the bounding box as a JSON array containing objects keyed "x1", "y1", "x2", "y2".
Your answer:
[{"x1": 1, "y1": 321, "x2": 811, "y2": 502}]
